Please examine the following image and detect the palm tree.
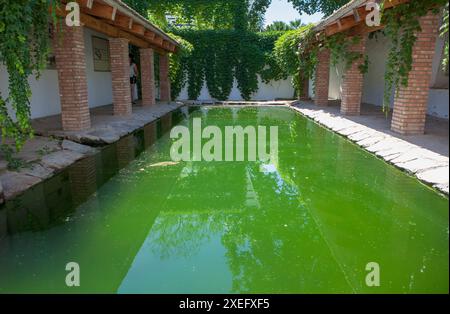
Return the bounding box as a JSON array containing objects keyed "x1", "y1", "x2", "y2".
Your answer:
[
  {"x1": 289, "y1": 19, "x2": 304, "y2": 29},
  {"x1": 265, "y1": 21, "x2": 292, "y2": 31}
]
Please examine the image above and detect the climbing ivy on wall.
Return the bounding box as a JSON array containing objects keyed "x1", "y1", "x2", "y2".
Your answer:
[
  {"x1": 169, "y1": 25, "x2": 362, "y2": 101},
  {"x1": 170, "y1": 29, "x2": 288, "y2": 101},
  {"x1": 168, "y1": 34, "x2": 194, "y2": 100},
  {"x1": 272, "y1": 25, "x2": 316, "y2": 96},
  {"x1": 381, "y1": 0, "x2": 448, "y2": 112},
  {"x1": 326, "y1": 33, "x2": 369, "y2": 74},
  {"x1": 0, "y1": 0, "x2": 60, "y2": 151}
]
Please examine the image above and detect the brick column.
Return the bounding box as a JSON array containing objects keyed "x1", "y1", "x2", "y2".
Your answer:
[
  {"x1": 391, "y1": 12, "x2": 440, "y2": 135},
  {"x1": 315, "y1": 48, "x2": 330, "y2": 106},
  {"x1": 341, "y1": 35, "x2": 367, "y2": 115},
  {"x1": 140, "y1": 48, "x2": 156, "y2": 106},
  {"x1": 109, "y1": 38, "x2": 132, "y2": 115},
  {"x1": 53, "y1": 24, "x2": 91, "y2": 131},
  {"x1": 159, "y1": 53, "x2": 171, "y2": 102}
]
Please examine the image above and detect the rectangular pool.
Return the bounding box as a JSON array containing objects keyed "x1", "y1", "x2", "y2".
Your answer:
[{"x1": 0, "y1": 106, "x2": 448, "y2": 293}]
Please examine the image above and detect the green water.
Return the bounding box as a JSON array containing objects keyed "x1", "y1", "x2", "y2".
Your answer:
[{"x1": 0, "y1": 106, "x2": 448, "y2": 294}]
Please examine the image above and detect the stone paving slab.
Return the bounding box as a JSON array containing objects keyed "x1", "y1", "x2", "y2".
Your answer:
[
  {"x1": 0, "y1": 139, "x2": 98, "y2": 201},
  {"x1": 291, "y1": 104, "x2": 449, "y2": 195}
]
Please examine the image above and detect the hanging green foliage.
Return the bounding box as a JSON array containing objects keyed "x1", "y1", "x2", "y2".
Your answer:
[
  {"x1": 170, "y1": 25, "x2": 325, "y2": 101},
  {"x1": 381, "y1": 0, "x2": 448, "y2": 112},
  {"x1": 272, "y1": 25, "x2": 316, "y2": 96},
  {"x1": 0, "y1": 0, "x2": 61, "y2": 151},
  {"x1": 168, "y1": 34, "x2": 194, "y2": 100},
  {"x1": 326, "y1": 33, "x2": 369, "y2": 75},
  {"x1": 170, "y1": 29, "x2": 286, "y2": 101}
]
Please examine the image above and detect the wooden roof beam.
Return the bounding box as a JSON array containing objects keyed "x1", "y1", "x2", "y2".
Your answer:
[
  {"x1": 324, "y1": 0, "x2": 411, "y2": 37},
  {"x1": 54, "y1": 1, "x2": 177, "y2": 52},
  {"x1": 153, "y1": 36, "x2": 164, "y2": 46},
  {"x1": 77, "y1": 0, "x2": 116, "y2": 21},
  {"x1": 145, "y1": 31, "x2": 156, "y2": 41},
  {"x1": 131, "y1": 23, "x2": 145, "y2": 36}
]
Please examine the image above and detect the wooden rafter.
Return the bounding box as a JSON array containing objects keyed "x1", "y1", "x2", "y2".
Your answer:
[
  {"x1": 323, "y1": 0, "x2": 410, "y2": 37},
  {"x1": 56, "y1": 0, "x2": 177, "y2": 52},
  {"x1": 114, "y1": 14, "x2": 131, "y2": 29}
]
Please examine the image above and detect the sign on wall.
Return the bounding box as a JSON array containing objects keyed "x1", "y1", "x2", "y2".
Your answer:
[{"x1": 92, "y1": 36, "x2": 111, "y2": 72}]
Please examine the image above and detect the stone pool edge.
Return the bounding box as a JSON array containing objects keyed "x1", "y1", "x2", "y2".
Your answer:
[{"x1": 0, "y1": 103, "x2": 186, "y2": 203}]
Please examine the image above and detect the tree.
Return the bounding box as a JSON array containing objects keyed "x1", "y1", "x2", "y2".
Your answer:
[
  {"x1": 124, "y1": 0, "x2": 272, "y2": 31},
  {"x1": 289, "y1": 19, "x2": 304, "y2": 29},
  {"x1": 265, "y1": 21, "x2": 292, "y2": 31},
  {"x1": 287, "y1": 0, "x2": 350, "y2": 16}
]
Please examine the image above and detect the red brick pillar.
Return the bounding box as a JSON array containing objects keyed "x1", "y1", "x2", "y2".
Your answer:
[
  {"x1": 341, "y1": 35, "x2": 367, "y2": 115},
  {"x1": 53, "y1": 24, "x2": 91, "y2": 131},
  {"x1": 109, "y1": 38, "x2": 132, "y2": 115},
  {"x1": 140, "y1": 48, "x2": 155, "y2": 106},
  {"x1": 159, "y1": 53, "x2": 171, "y2": 102},
  {"x1": 315, "y1": 48, "x2": 330, "y2": 106},
  {"x1": 391, "y1": 12, "x2": 440, "y2": 135}
]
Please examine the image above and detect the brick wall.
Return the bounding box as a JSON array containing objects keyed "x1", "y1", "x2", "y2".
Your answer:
[
  {"x1": 109, "y1": 38, "x2": 132, "y2": 115},
  {"x1": 53, "y1": 24, "x2": 91, "y2": 131},
  {"x1": 341, "y1": 35, "x2": 367, "y2": 115},
  {"x1": 391, "y1": 12, "x2": 440, "y2": 135},
  {"x1": 315, "y1": 48, "x2": 330, "y2": 106},
  {"x1": 159, "y1": 53, "x2": 171, "y2": 102},
  {"x1": 140, "y1": 48, "x2": 156, "y2": 106}
]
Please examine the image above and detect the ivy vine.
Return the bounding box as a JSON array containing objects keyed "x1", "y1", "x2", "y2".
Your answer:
[
  {"x1": 0, "y1": 0, "x2": 61, "y2": 152},
  {"x1": 273, "y1": 25, "x2": 317, "y2": 97},
  {"x1": 168, "y1": 33, "x2": 194, "y2": 100},
  {"x1": 170, "y1": 29, "x2": 287, "y2": 101},
  {"x1": 381, "y1": 0, "x2": 448, "y2": 112},
  {"x1": 326, "y1": 34, "x2": 369, "y2": 75}
]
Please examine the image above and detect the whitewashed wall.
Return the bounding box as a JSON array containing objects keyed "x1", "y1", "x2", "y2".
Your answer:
[
  {"x1": 84, "y1": 28, "x2": 113, "y2": 108},
  {"x1": 177, "y1": 75, "x2": 296, "y2": 102},
  {"x1": 0, "y1": 28, "x2": 113, "y2": 119},
  {"x1": 0, "y1": 59, "x2": 61, "y2": 119}
]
